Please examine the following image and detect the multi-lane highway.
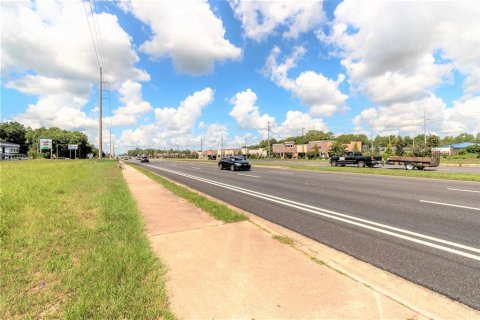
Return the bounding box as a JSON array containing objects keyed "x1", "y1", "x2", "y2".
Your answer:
[{"x1": 137, "y1": 160, "x2": 480, "y2": 310}]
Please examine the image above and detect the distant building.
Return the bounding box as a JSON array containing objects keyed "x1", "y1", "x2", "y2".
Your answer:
[
  {"x1": 0, "y1": 140, "x2": 21, "y2": 160},
  {"x1": 432, "y1": 142, "x2": 476, "y2": 155}
]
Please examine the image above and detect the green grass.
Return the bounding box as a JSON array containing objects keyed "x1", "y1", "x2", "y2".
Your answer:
[
  {"x1": 259, "y1": 164, "x2": 480, "y2": 182},
  {"x1": 131, "y1": 164, "x2": 247, "y2": 223},
  {"x1": 0, "y1": 160, "x2": 174, "y2": 319},
  {"x1": 441, "y1": 153, "x2": 480, "y2": 164},
  {"x1": 272, "y1": 235, "x2": 295, "y2": 246}
]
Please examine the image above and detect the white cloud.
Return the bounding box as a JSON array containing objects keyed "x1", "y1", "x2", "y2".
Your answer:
[
  {"x1": 13, "y1": 94, "x2": 96, "y2": 131},
  {"x1": 264, "y1": 47, "x2": 348, "y2": 116},
  {"x1": 104, "y1": 80, "x2": 153, "y2": 127},
  {"x1": 229, "y1": 1, "x2": 326, "y2": 41},
  {"x1": 276, "y1": 110, "x2": 328, "y2": 138},
  {"x1": 229, "y1": 89, "x2": 275, "y2": 130},
  {"x1": 353, "y1": 95, "x2": 480, "y2": 137},
  {"x1": 123, "y1": 0, "x2": 241, "y2": 75},
  {"x1": 154, "y1": 87, "x2": 214, "y2": 134},
  {"x1": 320, "y1": 0, "x2": 480, "y2": 103},
  {"x1": 1, "y1": 1, "x2": 148, "y2": 88},
  {"x1": 229, "y1": 88, "x2": 328, "y2": 140},
  {"x1": 2, "y1": 0, "x2": 150, "y2": 144}
]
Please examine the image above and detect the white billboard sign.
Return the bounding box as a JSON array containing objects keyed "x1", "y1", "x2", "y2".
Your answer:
[
  {"x1": 40, "y1": 139, "x2": 52, "y2": 150},
  {"x1": 68, "y1": 144, "x2": 78, "y2": 150}
]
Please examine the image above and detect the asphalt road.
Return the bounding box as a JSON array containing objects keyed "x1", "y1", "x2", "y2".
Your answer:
[
  {"x1": 136, "y1": 160, "x2": 480, "y2": 310},
  {"x1": 249, "y1": 159, "x2": 480, "y2": 174}
]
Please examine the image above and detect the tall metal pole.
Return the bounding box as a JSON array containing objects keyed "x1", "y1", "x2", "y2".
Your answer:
[
  {"x1": 99, "y1": 67, "x2": 103, "y2": 159},
  {"x1": 371, "y1": 128, "x2": 374, "y2": 153},
  {"x1": 267, "y1": 121, "x2": 270, "y2": 158},
  {"x1": 245, "y1": 137, "x2": 247, "y2": 158},
  {"x1": 221, "y1": 134, "x2": 224, "y2": 158},
  {"x1": 302, "y1": 127, "x2": 305, "y2": 158},
  {"x1": 423, "y1": 111, "x2": 426, "y2": 144}
]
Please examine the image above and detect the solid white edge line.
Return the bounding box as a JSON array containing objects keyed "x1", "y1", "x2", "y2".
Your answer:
[
  {"x1": 447, "y1": 188, "x2": 480, "y2": 194},
  {"x1": 237, "y1": 173, "x2": 260, "y2": 178},
  {"x1": 143, "y1": 164, "x2": 480, "y2": 261},
  {"x1": 191, "y1": 167, "x2": 200, "y2": 169},
  {"x1": 419, "y1": 200, "x2": 480, "y2": 211},
  {"x1": 148, "y1": 163, "x2": 480, "y2": 254}
]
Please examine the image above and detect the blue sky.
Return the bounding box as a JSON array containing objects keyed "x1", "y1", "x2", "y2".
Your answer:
[{"x1": 1, "y1": 0, "x2": 479, "y2": 153}]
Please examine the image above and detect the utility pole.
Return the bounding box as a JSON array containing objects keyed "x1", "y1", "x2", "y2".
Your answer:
[
  {"x1": 302, "y1": 127, "x2": 305, "y2": 158},
  {"x1": 245, "y1": 137, "x2": 247, "y2": 158},
  {"x1": 424, "y1": 111, "x2": 427, "y2": 144},
  {"x1": 221, "y1": 134, "x2": 224, "y2": 158},
  {"x1": 109, "y1": 130, "x2": 112, "y2": 158},
  {"x1": 99, "y1": 66, "x2": 103, "y2": 159},
  {"x1": 371, "y1": 128, "x2": 374, "y2": 153},
  {"x1": 267, "y1": 121, "x2": 270, "y2": 158},
  {"x1": 200, "y1": 137, "x2": 203, "y2": 154}
]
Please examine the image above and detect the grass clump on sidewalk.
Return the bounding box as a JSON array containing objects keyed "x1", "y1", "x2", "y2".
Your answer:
[
  {"x1": 0, "y1": 160, "x2": 174, "y2": 319},
  {"x1": 131, "y1": 164, "x2": 247, "y2": 223}
]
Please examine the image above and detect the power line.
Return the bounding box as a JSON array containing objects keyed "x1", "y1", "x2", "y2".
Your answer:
[{"x1": 82, "y1": 0, "x2": 101, "y2": 68}]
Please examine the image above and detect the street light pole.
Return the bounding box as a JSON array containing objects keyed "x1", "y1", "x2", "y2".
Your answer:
[{"x1": 302, "y1": 127, "x2": 305, "y2": 158}]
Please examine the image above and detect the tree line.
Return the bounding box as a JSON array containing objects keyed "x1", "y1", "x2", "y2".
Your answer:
[{"x1": 0, "y1": 121, "x2": 96, "y2": 158}]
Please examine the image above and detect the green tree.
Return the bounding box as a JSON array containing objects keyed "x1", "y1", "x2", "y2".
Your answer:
[
  {"x1": 453, "y1": 133, "x2": 475, "y2": 143},
  {"x1": 329, "y1": 141, "x2": 346, "y2": 155},
  {"x1": 466, "y1": 144, "x2": 480, "y2": 153},
  {"x1": 395, "y1": 136, "x2": 405, "y2": 156},
  {"x1": 0, "y1": 121, "x2": 29, "y2": 154},
  {"x1": 427, "y1": 135, "x2": 440, "y2": 148},
  {"x1": 384, "y1": 144, "x2": 393, "y2": 159}
]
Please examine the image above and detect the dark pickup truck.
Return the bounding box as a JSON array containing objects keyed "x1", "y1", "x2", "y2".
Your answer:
[{"x1": 330, "y1": 152, "x2": 382, "y2": 168}]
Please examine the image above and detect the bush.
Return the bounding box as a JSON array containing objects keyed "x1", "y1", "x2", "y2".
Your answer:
[{"x1": 466, "y1": 144, "x2": 480, "y2": 153}]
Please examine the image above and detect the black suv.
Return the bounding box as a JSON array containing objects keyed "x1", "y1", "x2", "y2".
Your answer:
[
  {"x1": 139, "y1": 155, "x2": 149, "y2": 163},
  {"x1": 218, "y1": 156, "x2": 251, "y2": 171}
]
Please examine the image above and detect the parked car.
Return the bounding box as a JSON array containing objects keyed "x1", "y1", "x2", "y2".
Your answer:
[
  {"x1": 218, "y1": 156, "x2": 251, "y2": 171},
  {"x1": 139, "y1": 155, "x2": 149, "y2": 163},
  {"x1": 330, "y1": 152, "x2": 382, "y2": 168}
]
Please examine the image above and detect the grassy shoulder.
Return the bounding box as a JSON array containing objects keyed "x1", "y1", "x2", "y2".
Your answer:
[
  {"x1": 278, "y1": 164, "x2": 480, "y2": 182},
  {"x1": 130, "y1": 163, "x2": 247, "y2": 223},
  {"x1": 0, "y1": 160, "x2": 174, "y2": 319}
]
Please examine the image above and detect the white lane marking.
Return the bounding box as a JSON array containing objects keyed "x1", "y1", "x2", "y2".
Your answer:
[
  {"x1": 191, "y1": 167, "x2": 201, "y2": 169},
  {"x1": 268, "y1": 170, "x2": 293, "y2": 175},
  {"x1": 237, "y1": 173, "x2": 260, "y2": 178},
  {"x1": 143, "y1": 164, "x2": 480, "y2": 261},
  {"x1": 447, "y1": 188, "x2": 480, "y2": 194},
  {"x1": 419, "y1": 200, "x2": 480, "y2": 211}
]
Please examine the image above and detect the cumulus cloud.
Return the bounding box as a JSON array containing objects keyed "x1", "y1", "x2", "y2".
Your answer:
[
  {"x1": 276, "y1": 110, "x2": 328, "y2": 138},
  {"x1": 229, "y1": 88, "x2": 328, "y2": 140},
  {"x1": 103, "y1": 80, "x2": 153, "y2": 127},
  {"x1": 229, "y1": 0, "x2": 326, "y2": 41},
  {"x1": 1, "y1": 1, "x2": 148, "y2": 88},
  {"x1": 229, "y1": 89, "x2": 275, "y2": 130},
  {"x1": 123, "y1": 0, "x2": 241, "y2": 75},
  {"x1": 154, "y1": 88, "x2": 214, "y2": 134},
  {"x1": 264, "y1": 47, "x2": 348, "y2": 116},
  {"x1": 2, "y1": 0, "x2": 150, "y2": 143},
  {"x1": 319, "y1": 0, "x2": 479, "y2": 103},
  {"x1": 353, "y1": 95, "x2": 480, "y2": 136},
  {"x1": 13, "y1": 94, "x2": 96, "y2": 131}
]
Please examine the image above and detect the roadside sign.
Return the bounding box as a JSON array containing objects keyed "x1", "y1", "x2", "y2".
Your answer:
[
  {"x1": 68, "y1": 144, "x2": 78, "y2": 150},
  {"x1": 40, "y1": 139, "x2": 52, "y2": 150}
]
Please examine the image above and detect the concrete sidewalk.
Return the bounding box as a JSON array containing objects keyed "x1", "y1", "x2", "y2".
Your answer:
[{"x1": 122, "y1": 164, "x2": 478, "y2": 319}]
